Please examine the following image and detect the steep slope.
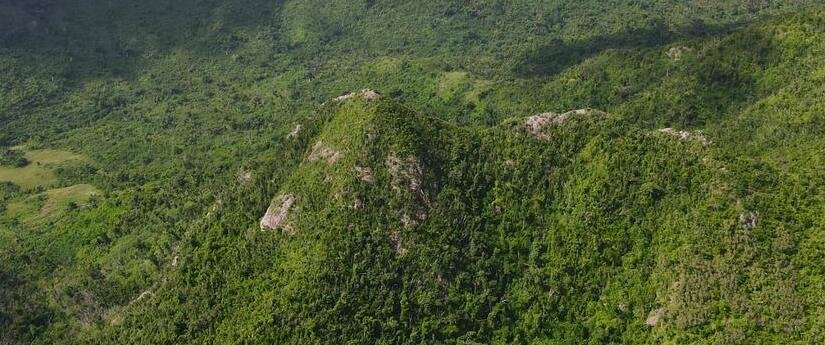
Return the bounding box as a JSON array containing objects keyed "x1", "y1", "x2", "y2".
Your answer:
[{"x1": 86, "y1": 91, "x2": 816, "y2": 343}]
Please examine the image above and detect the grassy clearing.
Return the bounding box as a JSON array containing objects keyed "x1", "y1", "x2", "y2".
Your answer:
[
  {"x1": 436, "y1": 71, "x2": 470, "y2": 100},
  {"x1": 3, "y1": 184, "x2": 100, "y2": 223},
  {"x1": 0, "y1": 148, "x2": 86, "y2": 190},
  {"x1": 41, "y1": 184, "x2": 100, "y2": 214},
  {"x1": 370, "y1": 56, "x2": 403, "y2": 74},
  {"x1": 436, "y1": 71, "x2": 492, "y2": 106},
  {"x1": 5, "y1": 196, "x2": 42, "y2": 220},
  {"x1": 0, "y1": 164, "x2": 55, "y2": 190},
  {"x1": 464, "y1": 79, "x2": 493, "y2": 104},
  {"x1": 25, "y1": 149, "x2": 85, "y2": 165}
]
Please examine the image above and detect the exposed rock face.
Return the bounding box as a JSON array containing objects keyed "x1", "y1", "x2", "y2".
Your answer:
[
  {"x1": 387, "y1": 154, "x2": 430, "y2": 231},
  {"x1": 659, "y1": 128, "x2": 710, "y2": 145},
  {"x1": 666, "y1": 46, "x2": 692, "y2": 61},
  {"x1": 334, "y1": 92, "x2": 356, "y2": 102},
  {"x1": 237, "y1": 170, "x2": 253, "y2": 184},
  {"x1": 308, "y1": 141, "x2": 342, "y2": 164},
  {"x1": 740, "y1": 211, "x2": 759, "y2": 230},
  {"x1": 260, "y1": 194, "x2": 295, "y2": 234},
  {"x1": 400, "y1": 213, "x2": 416, "y2": 227},
  {"x1": 647, "y1": 308, "x2": 665, "y2": 326},
  {"x1": 332, "y1": 89, "x2": 382, "y2": 103},
  {"x1": 389, "y1": 230, "x2": 407, "y2": 256},
  {"x1": 352, "y1": 198, "x2": 364, "y2": 210},
  {"x1": 287, "y1": 124, "x2": 302, "y2": 139},
  {"x1": 387, "y1": 154, "x2": 427, "y2": 205},
  {"x1": 132, "y1": 290, "x2": 154, "y2": 305},
  {"x1": 354, "y1": 166, "x2": 374, "y2": 183},
  {"x1": 524, "y1": 113, "x2": 565, "y2": 139},
  {"x1": 523, "y1": 109, "x2": 602, "y2": 140},
  {"x1": 361, "y1": 89, "x2": 381, "y2": 101}
]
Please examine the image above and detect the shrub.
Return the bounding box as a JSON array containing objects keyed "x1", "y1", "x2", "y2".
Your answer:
[{"x1": 0, "y1": 149, "x2": 28, "y2": 168}]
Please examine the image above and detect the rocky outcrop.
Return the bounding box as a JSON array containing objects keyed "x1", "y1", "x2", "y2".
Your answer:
[
  {"x1": 646, "y1": 308, "x2": 665, "y2": 326},
  {"x1": 237, "y1": 170, "x2": 253, "y2": 184},
  {"x1": 389, "y1": 230, "x2": 407, "y2": 256},
  {"x1": 287, "y1": 124, "x2": 302, "y2": 139},
  {"x1": 740, "y1": 211, "x2": 759, "y2": 230},
  {"x1": 658, "y1": 128, "x2": 710, "y2": 145},
  {"x1": 523, "y1": 108, "x2": 604, "y2": 140},
  {"x1": 387, "y1": 153, "x2": 427, "y2": 205},
  {"x1": 332, "y1": 89, "x2": 382, "y2": 103},
  {"x1": 354, "y1": 166, "x2": 374, "y2": 183},
  {"x1": 666, "y1": 46, "x2": 692, "y2": 61},
  {"x1": 260, "y1": 194, "x2": 295, "y2": 234},
  {"x1": 308, "y1": 141, "x2": 342, "y2": 164}
]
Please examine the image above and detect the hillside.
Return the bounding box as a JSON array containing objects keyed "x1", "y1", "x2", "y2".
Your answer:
[
  {"x1": 95, "y1": 89, "x2": 822, "y2": 343},
  {"x1": 1, "y1": 1, "x2": 824, "y2": 344}
]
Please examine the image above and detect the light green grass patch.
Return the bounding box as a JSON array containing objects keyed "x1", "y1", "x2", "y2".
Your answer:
[
  {"x1": 3, "y1": 184, "x2": 100, "y2": 223},
  {"x1": 437, "y1": 71, "x2": 492, "y2": 105},
  {"x1": 465, "y1": 79, "x2": 494, "y2": 104},
  {"x1": 26, "y1": 149, "x2": 85, "y2": 165},
  {"x1": 5, "y1": 196, "x2": 42, "y2": 220},
  {"x1": 0, "y1": 164, "x2": 55, "y2": 190},
  {"x1": 0, "y1": 225, "x2": 15, "y2": 248},
  {"x1": 0, "y1": 149, "x2": 87, "y2": 190},
  {"x1": 436, "y1": 71, "x2": 470, "y2": 100},
  {"x1": 41, "y1": 184, "x2": 100, "y2": 215},
  {"x1": 370, "y1": 56, "x2": 402, "y2": 74}
]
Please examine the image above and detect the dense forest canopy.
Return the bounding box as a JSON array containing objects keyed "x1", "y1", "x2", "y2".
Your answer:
[{"x1": 1, "y1": 1, "x2": 824, "y2": 344}]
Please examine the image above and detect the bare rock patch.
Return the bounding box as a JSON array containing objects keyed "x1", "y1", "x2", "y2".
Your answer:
[
  {"x1": 287, "y1": 124, "x2": 303, "y2": 139},
  {"x1": 332, "y1": 89, "x2": 382, "y2": 103},
  {"x1": 400, "y1": 213, "x2": 416, "y2": 227},
  {"x1": 387, "y1": 153, "x2": 427, "y2": 204},
  {"x1": 387, "y1": 154, "x2": 430, "y2": 229},
  {"x1": 361, "y1": 89, "x2": 381, "y2": 101},
  {"x1": 308, "y1": 141, "x2": 342, "y2": 164},
  {"x1": 658, "y1": 128, "x2": 710, "y2": 145},
  {"x1": 389, "y1": 230, "x2": 407, "y2": 256},
  {"x1": 740, "y1": 211, "x2": 759, "y2": 230},
  {"x1": 666, "y1": 46, "x2": 692, "y2": 61},
  {"x1": 260, "y1": 194, "x2": 295, "y2": 234},
  {"x1": 334, "y1": 92, "x2": 356, "y2": 102},
  {"x1": 647, "y1": 308, "x2": 665, "y2": 326},
  {"x1": 237, "y1": 170, "x2": 253, "y2": 184},
  {"x1": 523, "y1": 108, "x2": 602, "y2": 140},
  {"x1": 354, "y1": 166, "x2": 374, "y2": 183},
  {"x1": 131, "y1": 290, "x2": 154, "y2": 305},
  {"x1": 524, "y1": 112, "x2": 565, "y2": 139}
]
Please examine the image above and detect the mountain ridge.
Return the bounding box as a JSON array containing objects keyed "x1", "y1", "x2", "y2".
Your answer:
[{"x1": 1, "y1": 4, "x2": 824, "y2": 344}]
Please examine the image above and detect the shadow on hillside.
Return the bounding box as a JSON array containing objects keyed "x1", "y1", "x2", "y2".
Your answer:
[
  {"x1": 513, "y1": 20, "x2": 742, "y2": 78},
  {"x1": 0, "y1": 0, "x2": 284, "y2": 76}
]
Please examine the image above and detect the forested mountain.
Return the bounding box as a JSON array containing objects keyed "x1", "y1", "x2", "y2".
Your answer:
[{"x1": 1, "y1": 1, "x2": 824, "y2": 344}]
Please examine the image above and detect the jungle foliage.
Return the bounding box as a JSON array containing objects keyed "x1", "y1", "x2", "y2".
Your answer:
[
  {"x1": 0, "y1": 149, "x2": 27, "y2": 168},
  {"x1": 1, "y1": 1, "x2": 824, "y2": 344}
]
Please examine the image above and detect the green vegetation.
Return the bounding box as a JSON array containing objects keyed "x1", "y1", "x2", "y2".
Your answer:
[
  {"x1": 1, "y1": 1, "x2": 824, "y2": 344},
  {"x1": 0, "y1": 146, "x2": 99, "y2": 226},
  {"x1": 0, "y1": 149, "x2": 27, "y2": 168},
  {"x1": 4, "y1": 183, "x2": 100, "y2": 223},
  {"x1": 0, "y1": 148, "x2": 88, "y2": 189}
]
